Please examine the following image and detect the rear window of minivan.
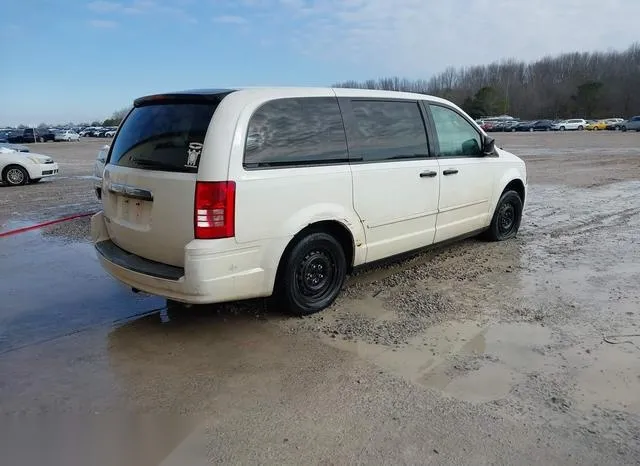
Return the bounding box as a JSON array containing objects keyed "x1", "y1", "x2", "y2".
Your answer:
[{"x1": 109, "y1": 100, "x2": 221, "y2": 173}]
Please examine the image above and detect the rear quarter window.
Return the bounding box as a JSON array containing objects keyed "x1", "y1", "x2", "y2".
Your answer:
[
  {"x1": 243, "y1": 97, "x2": 348, "y2": 168},
  {"x1": 108, "y1": 102, "x2": 219, "y2": 173}
]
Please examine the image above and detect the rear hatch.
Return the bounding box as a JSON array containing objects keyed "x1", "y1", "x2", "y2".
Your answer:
[{"x1": 102, "y1": 91, "x2": 232, "y2": 267}]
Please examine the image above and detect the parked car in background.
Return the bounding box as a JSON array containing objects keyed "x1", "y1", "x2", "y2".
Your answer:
[
  {"x1": 621, "y1": 116, "x2": 640, "y2": 132},
  {"x1": 104, "y1": 128, "x2": 117, "y2": 137},
  {"x1": 500, "y1": 120, "x2": 520, "y2": 132},
  {"x1": 80, "y1": 127, "x2": 104, "y2": 137},
  {"x1": 91, "y1": 87, "x2": 527, "y2": 316},
  {"x1": 604, "y1": 118, "x2": 625, "y2": 130},
  {"x1": 516, "y1": 120, "x2": 554, "y2": 132},
  {"x1": 510, "y1": 121, "x2": 532, "y2": 132},
  {"x1": 552, "y1": 119, "x2": 587, "y2": 131},
  {"x1": 0, "y1": 146, "x2": 59, "y2": 186},
  {"x1": 55, "y1": 130, "x2": 80, "y2": 141},
  {"x1": 480, "y1": 121, "x2": 497, "y2": 132},
  {"x1": 586, "y1": 120, "x2": 607, "y2": 130},
  {"x1": 7, "y1": 128, "x2": 56, "y2": 143}
]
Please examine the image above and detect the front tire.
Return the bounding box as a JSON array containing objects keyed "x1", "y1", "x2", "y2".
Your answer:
[
  {"x1": 484, "y1": 190, "x2": 523, "y2": 241},
  {"x1": 276, "y1": 231, "x2": 347, "y2": 316},
  {"x1": 3, "y1": 165, "x2": 29, "y2": 186},
  {"x1": 578, "y1": 125, "x2": 584, "y2": 131}
]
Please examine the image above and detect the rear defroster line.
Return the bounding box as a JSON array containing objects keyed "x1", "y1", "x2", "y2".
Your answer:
[{"x1": 0, "y1": 211, "x2": 98, "y2": 238}]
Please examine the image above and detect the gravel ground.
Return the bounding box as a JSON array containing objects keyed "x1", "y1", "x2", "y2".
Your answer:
[{"x1": 1, "y1": 132, "x2": 640, "y2": 464}]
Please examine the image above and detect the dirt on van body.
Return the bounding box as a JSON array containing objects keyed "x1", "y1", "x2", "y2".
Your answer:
[{"x1": 1, "y1": 132, "x2": 639, "y2": 464}]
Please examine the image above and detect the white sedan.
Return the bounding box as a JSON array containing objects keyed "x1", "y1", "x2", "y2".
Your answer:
[
  {"x1": 0, "y1": 147, "x2": 59, "y2": 186},
  {"x1": 55, "y1": 130, "x2": 80, "y2": 142}
]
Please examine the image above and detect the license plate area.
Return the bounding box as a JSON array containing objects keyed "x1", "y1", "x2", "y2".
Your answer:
[{"x1": 116, "y1": 195, "x2": 152, "y2": 226}]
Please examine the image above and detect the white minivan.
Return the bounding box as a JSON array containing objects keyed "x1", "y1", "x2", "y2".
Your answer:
[{"x1": 91, "y1": 87, "x2": 527, "y2": 315}]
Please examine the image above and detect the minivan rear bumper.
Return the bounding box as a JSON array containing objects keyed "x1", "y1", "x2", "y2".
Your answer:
[{"x1": 91, "y1": 211, "x2": 270, "y2": 304}]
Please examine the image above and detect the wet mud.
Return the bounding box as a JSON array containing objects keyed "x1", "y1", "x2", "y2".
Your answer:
[
  {"x1": 286, "y1": 178, "x2": 640, "y2": 455},
  {"x1": 1, "y1": 134, "x2": 639, "y2": 463}
]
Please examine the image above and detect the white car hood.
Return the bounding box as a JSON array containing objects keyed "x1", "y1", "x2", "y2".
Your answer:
[
  {"x1": 0, "y1": 143, "x2": 30, "y2": 152},
  {"x1": 0, "y1": 147, "x2": 53, "y2": 163}
]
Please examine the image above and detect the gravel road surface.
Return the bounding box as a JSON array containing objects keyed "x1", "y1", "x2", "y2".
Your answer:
[{"x1": 1, "y1": 132, "x2": 639, "y2": 465}]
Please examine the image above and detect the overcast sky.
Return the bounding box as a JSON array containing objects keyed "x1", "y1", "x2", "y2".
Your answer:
[{"x1": 1, "y1": 0, "x2": 638, "y2": 125}]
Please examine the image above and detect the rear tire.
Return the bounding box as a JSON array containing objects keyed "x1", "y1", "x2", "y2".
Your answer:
[
  {"x1": 3, "y1": 165, "x2": 29, "y2": 186},
  {"x1": 484, "y1": 190, "x2": 523, "y2": 242},
  {"x1": 275, "y1": 231, "x2": 347, "y2": 316}
]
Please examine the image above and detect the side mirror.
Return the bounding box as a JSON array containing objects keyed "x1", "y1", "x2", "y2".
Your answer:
[{"x1": 482, "y1": 136, "x2": 496, "y2": 155}]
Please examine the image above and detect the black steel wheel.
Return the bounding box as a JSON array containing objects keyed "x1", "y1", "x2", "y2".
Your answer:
[
  {"x1": 484, "y1": 190, "x2": 523, "y2": 241},
  {"x1": 3, "y1": 165, "x2": 29, "y2": 186},
  {"x1": 276, "y1": 231, "x2": 347, "y2": 316}
]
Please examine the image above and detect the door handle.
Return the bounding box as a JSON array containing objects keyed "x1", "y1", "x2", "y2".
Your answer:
[
  {"x1": 419, "y1": 170, "x2": 438, "y2": 178},
  {"x1": 443, "y1": 169, "x2": 459, "y2": 176}
]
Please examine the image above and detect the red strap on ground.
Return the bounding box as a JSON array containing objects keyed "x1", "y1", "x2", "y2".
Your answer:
[{"x1": 0, "y1": 212, "x2": 97, "y2": 238}]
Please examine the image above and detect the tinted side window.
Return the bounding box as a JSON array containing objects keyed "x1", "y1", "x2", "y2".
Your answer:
[
  {"x1": 348, "y1": 100, "x2": 428, "y2": 162},
  {"x1": 429, "y1": 105, "x2": 482, "y2": 157},
  {"x1": 243, "y1": 97, "x2": 348, "y2": 168}
]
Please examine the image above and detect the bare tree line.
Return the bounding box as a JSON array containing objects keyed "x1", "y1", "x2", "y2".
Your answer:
[{"x1": 334, "y1": 43, "x2": 640, "y2": 120}]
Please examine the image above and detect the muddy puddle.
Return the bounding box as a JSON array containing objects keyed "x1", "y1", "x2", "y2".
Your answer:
[{"x1": 286, "y1": 180, "x2": 640, "y2": 441}]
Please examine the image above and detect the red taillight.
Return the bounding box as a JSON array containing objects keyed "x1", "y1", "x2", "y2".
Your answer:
[{"x1": 194, "y1": 181, "x2": 236, "y2": 239}]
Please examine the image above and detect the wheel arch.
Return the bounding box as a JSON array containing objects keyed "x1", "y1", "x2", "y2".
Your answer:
[
  {"x1": 490, "y1": 172, "x2": 526, "y2": 218},
  {"x1": 2, "y1": 163, "x2": 31, "y2": 184},
  {"x1": 502, "y1": 178, "x2": 526, "y2": 204},
  {"x1": 272, "y1": 219, "x2": 357, "y2": 296}
]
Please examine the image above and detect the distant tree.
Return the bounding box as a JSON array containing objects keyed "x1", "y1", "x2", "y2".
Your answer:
[
  {"x1": 461, "y1": 96, "x2": 483, "y2": 119},
  {"x1": 572, "y1": 81, "x2": 604, "y2": 118},
  {"x1": 37, "y1": 122, "x2": 49, "y2": 129},
  {"x1": 91, "y1": 121, "x2": 101, "y2": 126},
  {"x1": 334, "y1": 42, "x2": 640, "y2": 119},
  {"x1": 103, "y1": 106, "x2": 130, "y2": 126}
]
